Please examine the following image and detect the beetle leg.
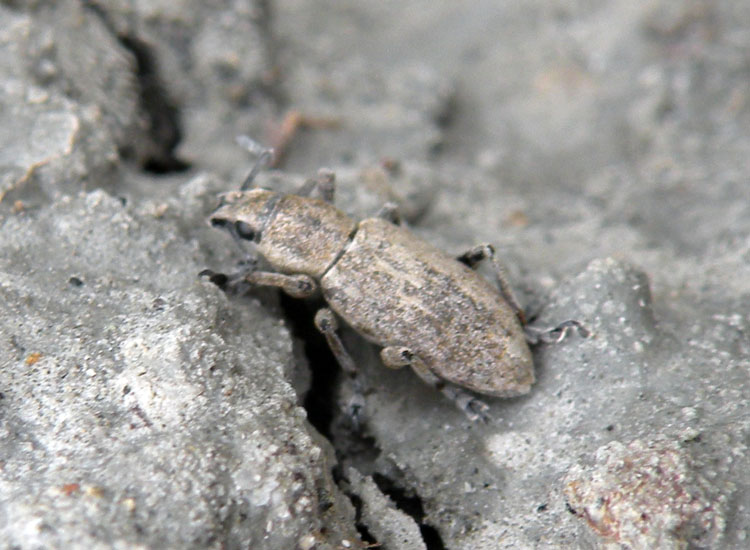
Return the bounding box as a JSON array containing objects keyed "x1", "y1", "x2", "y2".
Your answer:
[
  {"x1": 295, "y1": 178, "x2": 317, "y2": 197},
  {"x1": 457, "y1": 244, "x2": 525, "y2": 324},
  {"x1": 379, "y1": 346, "x2": 412, "y2": 369},
  {"x1": 199, "y1": 262, "x2": 255, "y2": 295},
  {"x1": 314, "y1": 309, "x2": 357, "y2": 376},
  {"x1": 244, "y1": 271, "x2": 318, "y2": 298},
  {"x1": 524, "y1": 320, "x2": 590, "y2": 345},
  {"x1": 202, "y1": 266, "x2": 318, "y2": 298},
  {"x1": 314, "y1": 308, "x2": 367, "y2": 427},
  {"x1": 380, "y1": 346, "x2": 491, "y2": 423},
  {"x1": 236, "y1": 135, "x2": 275, "y2": 191},
  {"x1": 375, "y1": 202, "x2": 402, "y2": 225},
  {"x1": 296, "y1": 169, "x2": 335, "y2": 203},
  {"x1": 199, "y1": 268, "x2": 232, "y2": 289}
]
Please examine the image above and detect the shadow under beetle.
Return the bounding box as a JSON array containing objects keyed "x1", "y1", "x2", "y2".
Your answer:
[{"x1": 202, "y1": 138, "x2": 586, "y2": 424}]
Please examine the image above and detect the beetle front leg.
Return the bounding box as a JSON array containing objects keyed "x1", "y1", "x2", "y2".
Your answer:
[
  {"x1": 201, "y1": 268, "x2": 317, "y2": 299},
  {"x1": 244, "y1": 271, "x2": 318, "y2": 298},
  {"x1": 457, "y1": 244, "x2": 525, "y2": 324},
  {"x1": 380, "y1": 346, "x2": 491, "y2": 423},
  {"x1": 313, "y1": 308, "x2": 367, "y2": 427}
]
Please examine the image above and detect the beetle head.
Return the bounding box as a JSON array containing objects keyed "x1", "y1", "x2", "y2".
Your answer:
[{"x1": 209, "y1": 188, "x2": 280, "y2": 244}]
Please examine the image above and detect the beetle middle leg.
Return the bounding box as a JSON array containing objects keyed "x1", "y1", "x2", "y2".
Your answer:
[
  {"x1": 380, "y1": 346, "x2": 491, "y2": 422},
  {"x1": 313, "y1": 308, "x2": 367, "y2": 427}
]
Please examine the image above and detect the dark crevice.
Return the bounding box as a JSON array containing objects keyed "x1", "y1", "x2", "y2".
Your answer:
[
  {"x1": 345, "y1": 493, "x2": 379, "y2": 547},
  {"x1": 279, "y1": 293, "x2": 381, "y2": 459},
  {"x1": 117, "y1": 34, "x2": 190, "y2": 174},
  {"x1": 278, "y1": 297, "x2": 441, "y2": 550},
  {"x1": 82, "y1": 1, "x2": 190, "y2": 174},
  {"x1": 372, "y1": 473, "x2": 448, "y2": 550},
  {"x1": 279, "y1": 293, "x2": 339, "y2": 439}
]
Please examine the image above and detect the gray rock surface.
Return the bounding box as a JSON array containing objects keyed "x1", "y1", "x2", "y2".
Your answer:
[
  {"x1": 2, "y1": 1, "x2": 749, "y2": 549},
  {"x1": 0, "y1": 190, "x2": 360, "y2": 550},
  {"x1": 345, "y1": 468, "x2": 426, "y2": 550}
]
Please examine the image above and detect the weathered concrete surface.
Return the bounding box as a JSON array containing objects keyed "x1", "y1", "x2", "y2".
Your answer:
[
  {"x1": 0, "y1": 190, "x2": 363, "y2": 549},
  {"x1": 2, "y1": 1, "x2": 750, "y2": 549}
]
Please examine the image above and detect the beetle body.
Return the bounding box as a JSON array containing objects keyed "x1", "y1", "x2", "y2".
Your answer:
[
  {"x1": 323, "y1": 217, "x2": 533, "y2": 396},
  {"x1": 210, "y1": 188, "x2": 534, "y2": 399}
]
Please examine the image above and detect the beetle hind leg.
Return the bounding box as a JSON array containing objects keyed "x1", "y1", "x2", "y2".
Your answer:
[
  {"x1": 458, "y1": 245, "x2": 590, "y2": 345},
  {"x1": 380, "y1": 346, "x2": 491, "y2": 423},
  {"x1": 457, "y1": 244, "x2": 525, "y2": 324},
  {"x1": 524, "y1": 320, "x2": 590, "y2": 345}
]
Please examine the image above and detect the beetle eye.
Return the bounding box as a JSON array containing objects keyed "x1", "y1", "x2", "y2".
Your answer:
[{"x1": 235, "y1": 220, "x2": 256, "y2": 241}]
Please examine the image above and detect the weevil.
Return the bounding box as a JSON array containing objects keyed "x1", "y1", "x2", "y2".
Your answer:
[{"x1": 203, "y1": 139, "x2": 585, "y2": 422}]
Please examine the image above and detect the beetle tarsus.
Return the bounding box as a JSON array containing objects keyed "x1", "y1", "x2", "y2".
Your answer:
[
  {"x1": 199, "y1": 269, "x2": 229, "y2": 289},
  {"x1": 345, "y1": 391, "x2": 367, "y2": 431},
  {"x1": 442, "y1": 385, "x2": 492, "y2": 423},
  {"x1": 314, "y1": 169, "x2": 336, "y2": 203},
  {"x1": 202, "y1": 268, "x2": 253, "y2": 296},
  {"x1": 525, "y1": 320, "x2": 590, "y2": 345}
]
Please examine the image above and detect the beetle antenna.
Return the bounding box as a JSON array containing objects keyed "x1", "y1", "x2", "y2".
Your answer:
[{"x1": 236, "y1": 135, "x2": 275, "y2": 190}]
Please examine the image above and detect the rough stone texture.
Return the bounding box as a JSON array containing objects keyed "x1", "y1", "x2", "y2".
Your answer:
[
  {"x1": 0, "y1": 75, "x2": 118, "y2": 204},
  {"x1": 72, "y1": 0, "x2": 453, "y2": 181},
  {"x1": 345, "y1": 468, "x2": 426, "y2": 550},
  {"x1": 2, "y1": 1, "x2": 750, "y2": 549},
  {"x1": 0, "y1": 6, "x2": 121, "y2": 204},
  {"x1": 0, "y1": 190, "x2": 360, "y2": 550},
  {"x1": 85, "y1": 0, "x2": 276, "y2": 174},
  {"x1": 565, "y1": 437, "x2": 728, "y2": 549}
]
